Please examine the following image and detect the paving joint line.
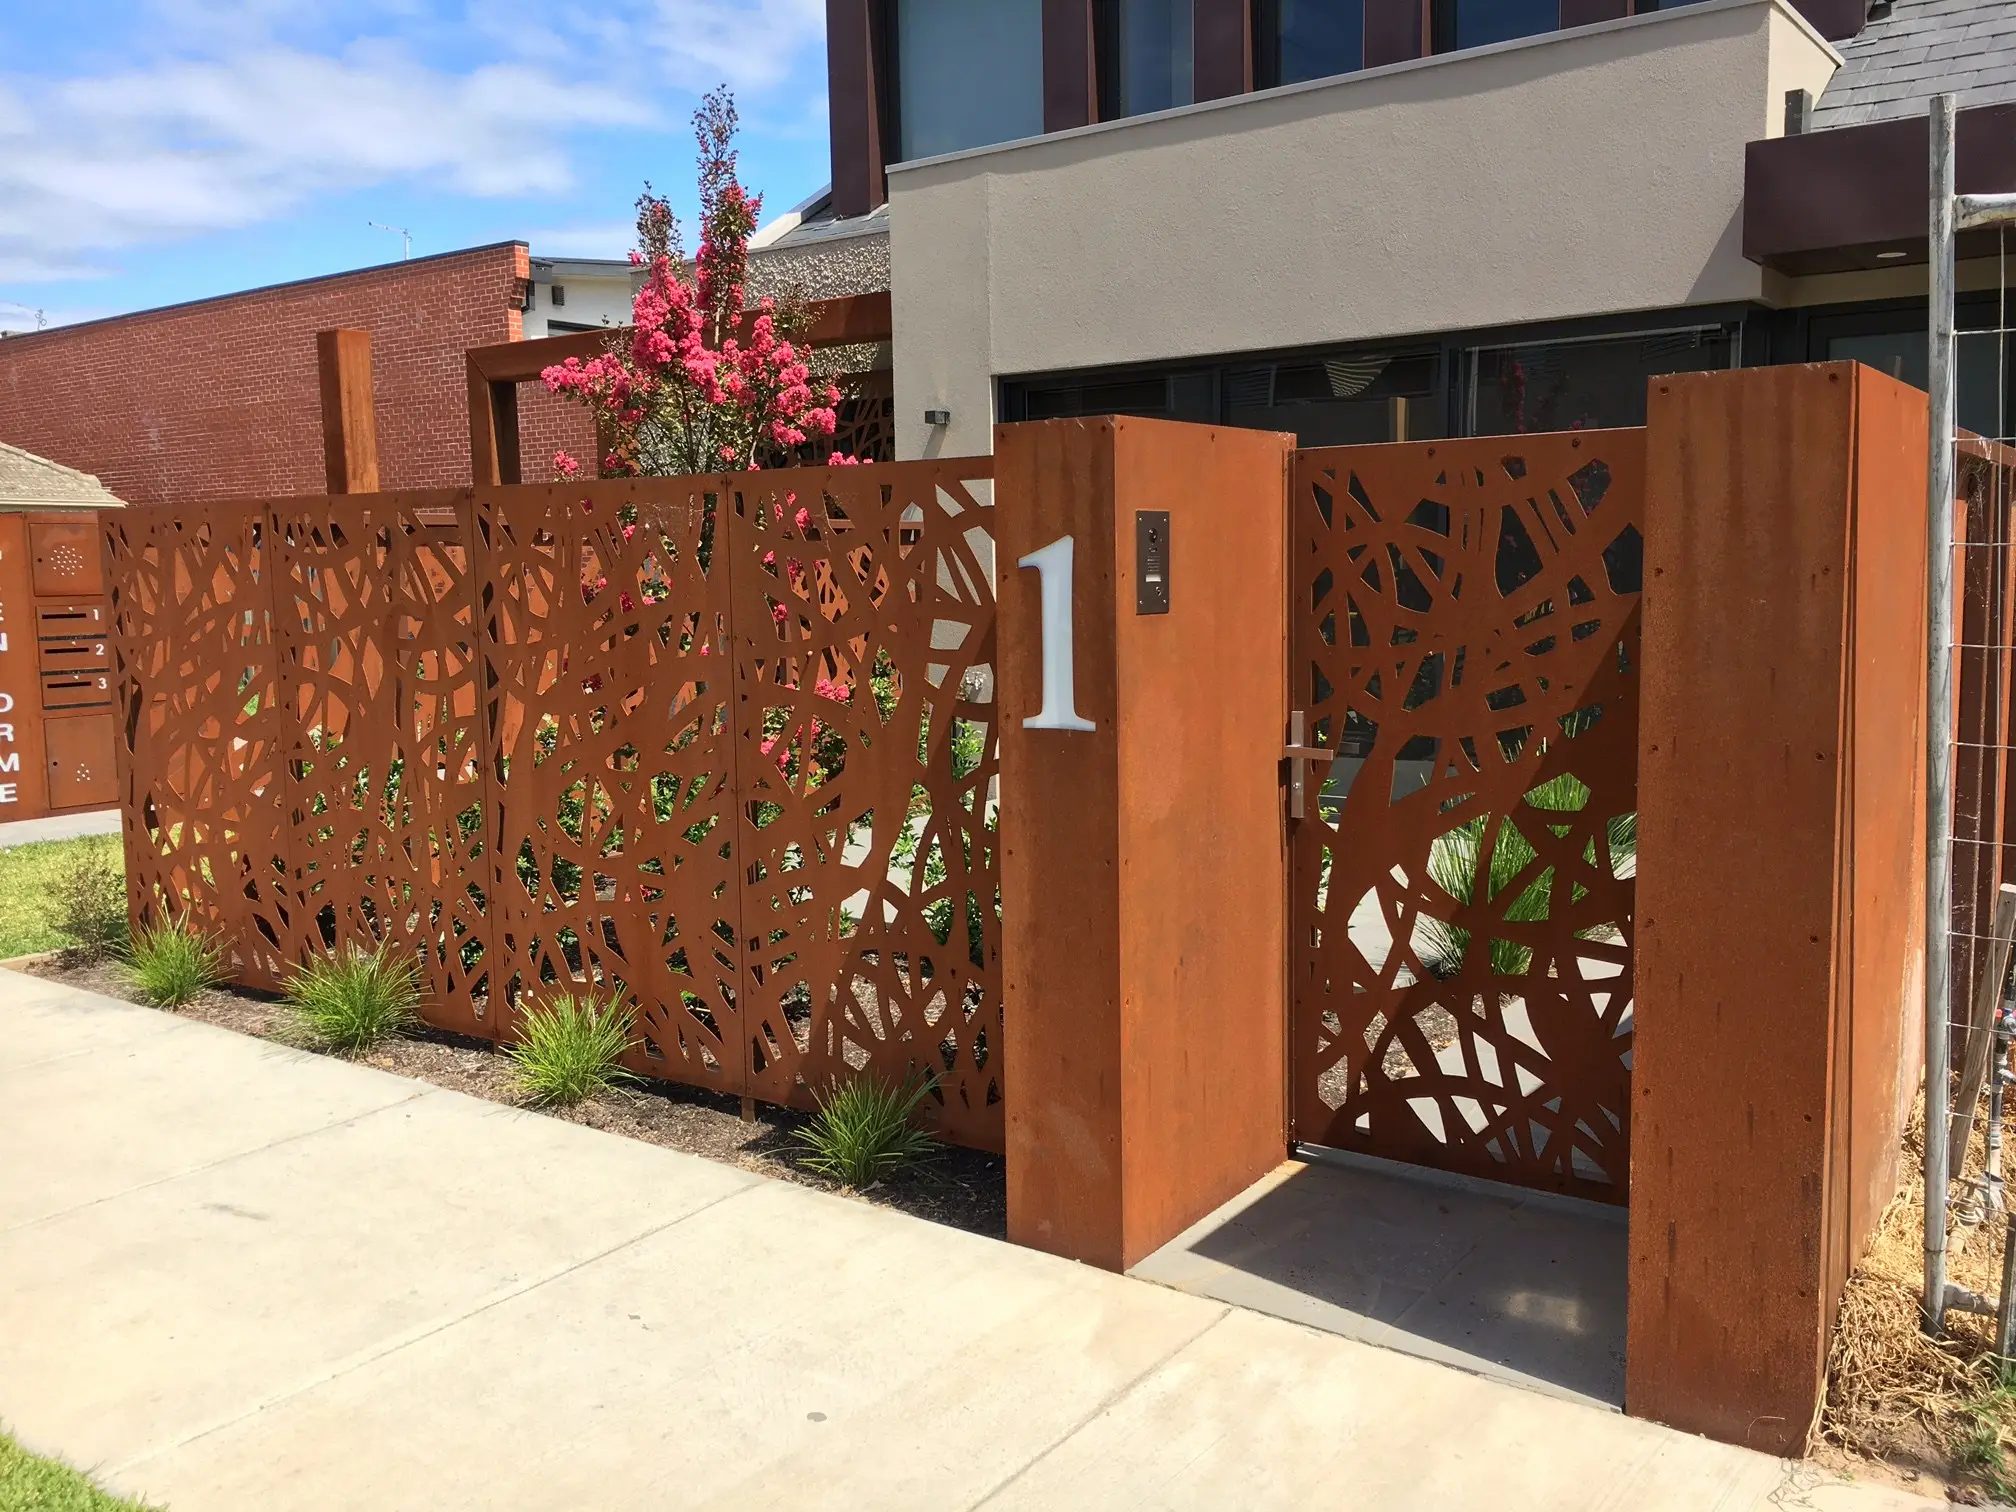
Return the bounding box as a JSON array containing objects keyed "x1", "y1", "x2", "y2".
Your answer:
[
  {"x1": 107, "y1": 1179, "x2": 767, "y2": 1477},
  {"x1": 0, "y1": 1087, "x2": 435, "y2": 1238},
  {"x1": 964, "y1": 1304, "x2": 1236, "y2": 1510}
]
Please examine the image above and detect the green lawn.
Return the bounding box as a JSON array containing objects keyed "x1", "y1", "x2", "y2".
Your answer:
[
  {"x1": 0, "y1": 836, "x2": 123, "y2": 960},
  {"x1": 0, "y1": 1432, "x2": 156, "y2": 1511}
]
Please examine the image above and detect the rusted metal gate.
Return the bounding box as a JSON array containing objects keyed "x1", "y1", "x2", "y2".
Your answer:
[
  {"x1": 105, "y1": 462, "x2": 1004, "y2": 1149},
  {"x1": 1286, "y1": 432, "x2": 1644, "y2": 1202}
]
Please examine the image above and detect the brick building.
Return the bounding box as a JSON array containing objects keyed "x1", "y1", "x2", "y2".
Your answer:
[{"x1": 0, "y1": 243, "x2": 593, "y2": 508}]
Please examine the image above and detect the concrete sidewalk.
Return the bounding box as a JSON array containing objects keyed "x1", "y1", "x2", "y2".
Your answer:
[{"x1": 0, "y1": 970, "x2": 1946, "y2": 1512}]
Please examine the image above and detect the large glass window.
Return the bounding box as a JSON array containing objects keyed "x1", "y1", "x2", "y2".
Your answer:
[
  {"x1": 1225, "y1": 350, "x2": 1444, "y2": 444},
  {"x1": 1826, "y1": 329, "x2": 2006, "y2": 443},
  {"x1": 1099, "y1": 0, "x2": 1194, "y2": 118},
  {"x1": 1258, "y1": 0, "x2": 1364, "y2": 88},
  {"x1": 1433, "y1": 0, "x2": 1559, "y2": 52},
  {"x1": 895, "y1": 0, "x2": 1045, "y2": 161},
  {"x1": 1467, "y1": 327, "x2": 1736, "y2": 435}
]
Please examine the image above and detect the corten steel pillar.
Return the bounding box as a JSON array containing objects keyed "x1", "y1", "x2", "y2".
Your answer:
[
  {"x1": 995, "y1": 416, "x2": 1291, "y2": 1273},
  {"x1": 1628, "y1": 363, "x2": 1930, "y2": 1455}
]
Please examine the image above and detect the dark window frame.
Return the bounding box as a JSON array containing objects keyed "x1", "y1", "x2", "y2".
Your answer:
[{"x1": 999, "y1": 301, "x2": 1761, "y2": 444}]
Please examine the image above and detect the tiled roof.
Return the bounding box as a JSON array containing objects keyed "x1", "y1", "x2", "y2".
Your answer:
[
  {"x1": 1812, "y1": 0, "x2": 2016, "y2": 129},
  {"x1": 0, "y1": 441, "x2": 124, "y2": 509}
]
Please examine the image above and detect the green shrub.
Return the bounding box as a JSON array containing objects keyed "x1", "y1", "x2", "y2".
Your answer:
[
  {"x1": 125, "y1": 917, "x2": 224, "y2": 1007},
  {"x1": 795, "y1": 1072, "x2": 938, "y2": 1188},
  {"x1": 284, "y1": 944, "x2": 420, "y2": 1053},
  {"x1": 505, "y1": 991, "x2": 638, "y2": 1106},
  {"x1": 54, "y1": 848, "x2": 128, "y2": 961}
]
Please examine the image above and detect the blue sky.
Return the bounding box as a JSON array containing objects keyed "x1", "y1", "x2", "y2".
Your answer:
[{"x1": 0, "y1": 0, "x2": 835, "y2": 329}]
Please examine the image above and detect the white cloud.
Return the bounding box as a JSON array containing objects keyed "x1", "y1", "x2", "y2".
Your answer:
[{"x1": 0, "y1": 0, "x2": 831, "y2": 281}]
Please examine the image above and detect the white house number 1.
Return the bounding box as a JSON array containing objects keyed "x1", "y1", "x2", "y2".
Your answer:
[{"x1": 1017, "y1": 535, "x2": 1096, "y2": 732}]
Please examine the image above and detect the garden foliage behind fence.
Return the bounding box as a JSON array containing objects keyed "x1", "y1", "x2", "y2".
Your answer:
[{"x1": 104, "y1": 462, "x2": 1005, "y2": 1149}]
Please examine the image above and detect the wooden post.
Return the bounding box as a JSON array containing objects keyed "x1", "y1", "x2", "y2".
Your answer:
[
  {"x1": 315, "y1": 329, "x2": 380, "y2": 494},
  {"x1": 1628, "y1": 363, "x2": 1930, "y2": 1454},
  {"x1": 994, "y1": 416, "x2": 1290, "y2": 1272}
]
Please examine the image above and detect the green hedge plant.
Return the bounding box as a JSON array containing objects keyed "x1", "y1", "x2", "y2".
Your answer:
[
  {"x1": 505, "y1": 990, "x2": 638, "y2": 1106},
  {"x1": 284, "y1": 944, "x2": 420, "y2": 1054}
]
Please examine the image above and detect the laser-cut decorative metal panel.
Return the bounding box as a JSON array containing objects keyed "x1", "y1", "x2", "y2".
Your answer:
[
  {"x1": 1289, "y1": 433, "x2": 1644, "y2": 1202},
  {"x1": 107, "y1": 462, "x2": 1001, "y2": 1151},
  {"x1": 106, "y1": 502, "x2": 294, "y2": 991},
  {"x1": 477, "y1": 478, "x2": 747, "y2": 1089},
  {"x1": 270, "y1": 494, "x2": 494, "y2": 1035},
  {"x1": 723, "y1": 465, "x2": 1001, "y2": 1148}
]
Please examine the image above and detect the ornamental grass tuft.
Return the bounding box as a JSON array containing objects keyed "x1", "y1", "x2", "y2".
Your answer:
[
  {"x1": 124, "y1": 916, "x2": 223, "y2": 1007},
  {"x1": 795, "y1": 1072, "x2": 938, "y2": 1189},
  {"x1": 284, "y1": 944, "x2": 420, "y2": 1054},
  {"x1": 505, "y1": 990, "x2": 638, "y2": 1106}
]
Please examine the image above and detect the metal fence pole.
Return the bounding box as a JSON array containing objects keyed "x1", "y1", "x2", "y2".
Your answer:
[{"x1": 1926, "y1": 91, "x2": 1959, "y2": 1334}]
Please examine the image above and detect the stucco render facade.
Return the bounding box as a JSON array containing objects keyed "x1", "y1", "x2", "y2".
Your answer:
[{"x1": 887, "y1": 0, "x2": 1839, "y2": 460}]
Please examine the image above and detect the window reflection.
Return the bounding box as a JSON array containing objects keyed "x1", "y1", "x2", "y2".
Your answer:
[{"x1": 895, "y1": 0, "x2": 1045, "y2": 161}]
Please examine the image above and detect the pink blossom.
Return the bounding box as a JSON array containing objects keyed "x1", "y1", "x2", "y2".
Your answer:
[
  {"x1": 770, "y1": 602, "x2": 788, "y2": 624},
  {"x1": 553, "y1": 450, "x2": 582, "y2": 480},
  {"x1": 794, "y1": 506, "x2": 811, "y2": 532}
]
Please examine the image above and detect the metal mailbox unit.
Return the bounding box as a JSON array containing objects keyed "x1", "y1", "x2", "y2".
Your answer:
[{"x1": 0, "y1": 444, "x2": 124, "y2": 820}]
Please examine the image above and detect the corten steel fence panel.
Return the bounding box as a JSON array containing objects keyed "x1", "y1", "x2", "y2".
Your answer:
[
  {"x1": 106, "y1": 502, "x2": 295, "y2": 991},
  {"x1": 476, "y1": 478, "x2": 750, "y2": 1088},
  {"x1": 107, "y1": 462, "x2": 1004, "y2": 1150},
  {"x1": 269, "y1": 493, "x2": 497, "y2": 1035},
  {"x1": 1289, "y1": 432, "x2": 1645, "y2": 1203},
  {"x1": 723, "y1": 463, "x2": 1002, "y2": 1150}
]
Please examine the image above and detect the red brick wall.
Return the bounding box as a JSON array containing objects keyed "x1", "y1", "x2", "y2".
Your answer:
[
  {"x1": 0, "y1": 243, "x2": 561, "y2": 507},
  {"x1": 518, "y1": 378, "x2": 600, "y2": 485}
]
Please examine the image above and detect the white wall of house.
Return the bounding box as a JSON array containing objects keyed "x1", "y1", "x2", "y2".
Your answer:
[
  {"x1": 887, "y1": 0, "x2": 1839, "y2": 460},
  {"x1": 524, "y1": 259, "x2": 640, "y2": 339}
]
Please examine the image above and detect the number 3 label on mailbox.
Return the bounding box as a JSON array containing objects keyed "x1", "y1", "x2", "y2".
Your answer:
[{"x1": 1017, "y1": 535, "x2": 1096, "y2": 733}]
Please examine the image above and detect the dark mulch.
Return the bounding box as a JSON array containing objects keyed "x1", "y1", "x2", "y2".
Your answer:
[{"x1": 21, "y1": 954, "x2": 1006, "y2": 1239}]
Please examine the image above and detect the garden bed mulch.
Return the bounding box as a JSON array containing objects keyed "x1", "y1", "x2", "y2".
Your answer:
[{"x1": 17, "y1": 956, "x2": 1006, "y2": 1240}]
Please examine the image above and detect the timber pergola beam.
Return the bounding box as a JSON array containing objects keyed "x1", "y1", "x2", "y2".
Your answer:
[{"x1": 465, "y1": 290, "x2": 893, "y2": 486}]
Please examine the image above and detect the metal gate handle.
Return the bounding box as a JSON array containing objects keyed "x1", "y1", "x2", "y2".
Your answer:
[{"x1": 1282, "y1": 709, "x2": 1341, "y2": 820}]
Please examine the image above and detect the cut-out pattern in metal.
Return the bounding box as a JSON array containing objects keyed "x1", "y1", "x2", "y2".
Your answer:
[
  {"x1": 105, "y1": 461, "x2": 1002, "y2": 1151},
  {"x1": 1289, "y1": 432, "x2": 1644, "y2": 1201}
]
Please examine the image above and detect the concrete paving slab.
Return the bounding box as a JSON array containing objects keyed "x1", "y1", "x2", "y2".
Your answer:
[
  {"x1": 984, "y1": 1305, "x2": 1817, "y2": 1512},
  {"x1": 126, "y1": 1179, "x2": 1229, "y2": 1512},
  {"x1": 0, "y1": 988, "x2": 427, "y2": 1230},
  {"x1": 0, "y1": 970, "x2": 192, "y2": 1071},
  {"x1": 1132, "y1": 1152, "x2": 1628, "y2": 1409},
  {"x1": 0, "y1": 808, "x2": 121, "y2": 846},
  {"x1": 0, "y1": 1079, "x2": 757, "y2": 1472},
  {"x1": 0, "y1": 975, "x2": 1946, "y2": 1512}
]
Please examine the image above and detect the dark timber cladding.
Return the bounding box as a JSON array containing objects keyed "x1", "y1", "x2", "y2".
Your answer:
[
  {"x1": 1043, "y1": 0, "x2": 1098, "y2": 131},
  {"x1": 1745, "y1": 102, "x2": 2016, "y2": 273},
  {"x1": 825, "y1": 0, "x2": 889, "y2": 218},
  {"x1": 1193, "y1": 0, "x2": 1254, "y2": 101},
  {"x1": 1627, "y1": 364, "x2": 1928, "y2": 1455},
  {"x1": 1362, "y1": 0, "x2": 1427, "y2": 68}
]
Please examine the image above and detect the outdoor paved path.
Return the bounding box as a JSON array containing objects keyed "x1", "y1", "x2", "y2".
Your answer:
[
  {"x1": 0, "y1": 807, "x2": 120, "y2": 847},
  {"x1": 0, "y1": 970, "x2": 1950, "y2": 1512}
]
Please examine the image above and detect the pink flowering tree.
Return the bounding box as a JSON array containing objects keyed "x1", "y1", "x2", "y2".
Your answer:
[{"x1": 542, "y1": 89, "x2": 851, "y2": 477}]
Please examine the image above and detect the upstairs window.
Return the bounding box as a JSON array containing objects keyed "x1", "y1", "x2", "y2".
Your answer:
[
  {"x1": 1256, "y1": 0, "x2": 1365, "y2": 89},
  {"x1": 1433, "y1": 0, "x2": 1558, "y2": 53},
  {"x1": 1098, "y1": 0, "x2": 1195, "y2": 118},
  {"x1": 894, "y1": 0, "x2": 1045, "y2": 161}
]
